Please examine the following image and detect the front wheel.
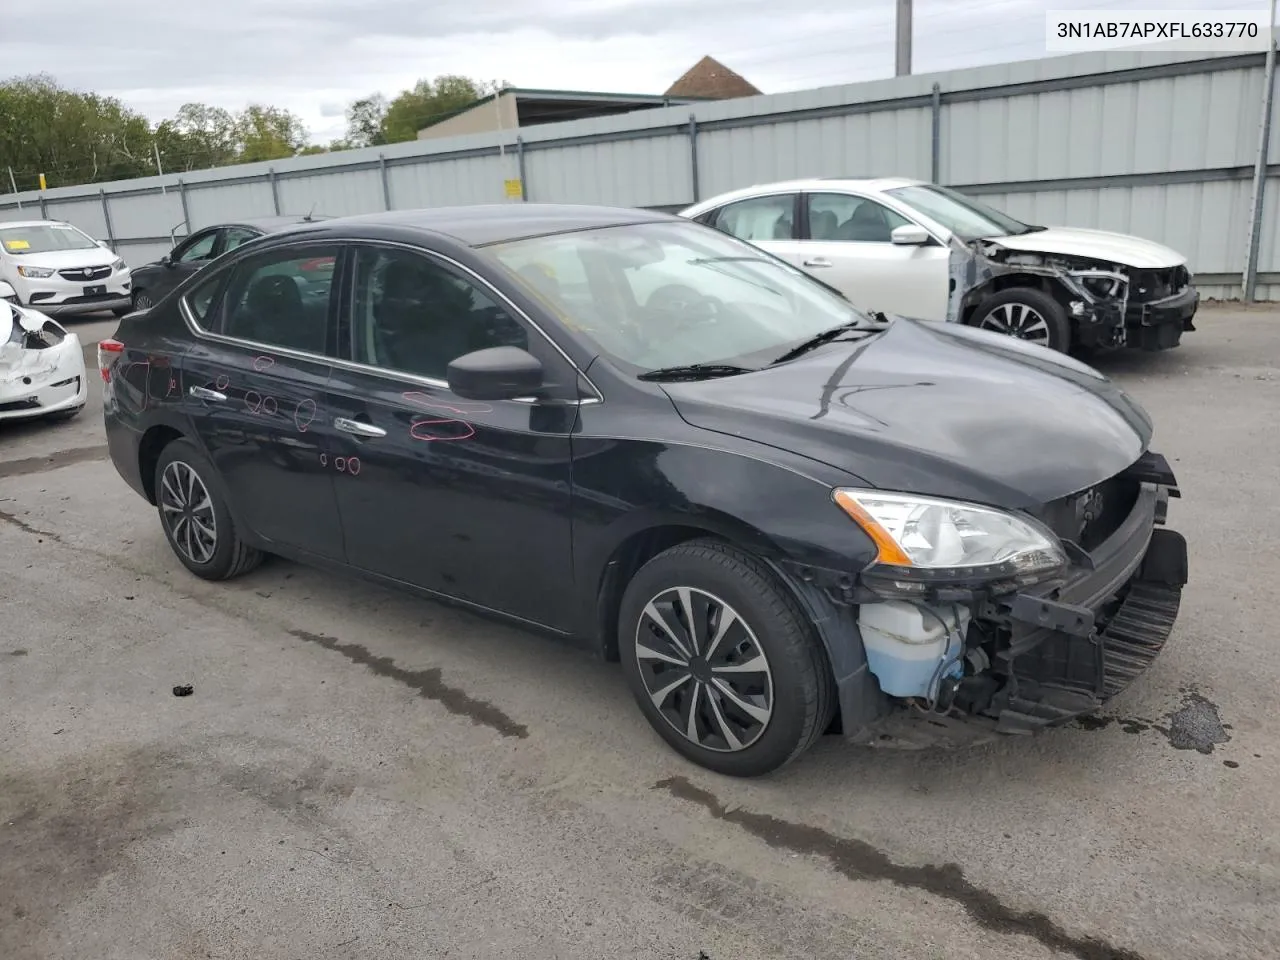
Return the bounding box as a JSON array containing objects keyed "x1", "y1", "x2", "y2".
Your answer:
[
  {"x1": 153, "y1": 438, "x2": 263, "y2": 581},
  {"x1": 970, "y1": 287, "x2": 1071, "y2": 352},
  {"x1": 618, "y1": 539, "x2": 835, "y2": 777},
  {"x1": 132, "y1": 290, "x2": 154, "y2": 312}
]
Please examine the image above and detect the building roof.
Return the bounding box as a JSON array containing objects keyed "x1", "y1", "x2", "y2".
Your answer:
[
  {"x1": 664, "y1": 56, "x2": 761, "y2": 100},
  {"x1": 418, "y1": 87, "x2": 707, "y2": 133}
]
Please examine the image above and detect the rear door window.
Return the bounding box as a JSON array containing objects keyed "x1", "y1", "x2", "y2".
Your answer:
[{"x1": 217, "y1": 245, "x2": 341, "y2": 355}]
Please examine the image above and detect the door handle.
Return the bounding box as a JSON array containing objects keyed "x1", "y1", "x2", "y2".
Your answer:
[
  {"x1": 333, "y1": 417, "x2": 387, "y2": 439},
  {"x1": 802, "y1": 257, "x2": 833, "y2": 268},
  {"x1": 188, "y1": 385, "x2": 227, "y2": 402}
]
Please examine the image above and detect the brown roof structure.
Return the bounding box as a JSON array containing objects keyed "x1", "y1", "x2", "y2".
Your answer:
[{"x1": 664, "y1": 56, "x2": 761, "y2": 100}]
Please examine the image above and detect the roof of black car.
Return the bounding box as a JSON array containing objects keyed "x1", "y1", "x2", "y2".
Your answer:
[
  {"x1": 302, "y1": 203, "x2": 676, "y2": 247},
  {"x1": 231, "y1": 214, "x2": 333, "y2": 232}
]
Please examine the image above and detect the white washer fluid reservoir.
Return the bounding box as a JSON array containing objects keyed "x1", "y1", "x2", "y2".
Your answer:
[{"x1": 858, "y1": 601, "x2": 971, "y2": 699}]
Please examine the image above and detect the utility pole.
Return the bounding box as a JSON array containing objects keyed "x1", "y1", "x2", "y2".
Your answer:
[
  {"x1": 1244, "y1": 0, "x2": 1278, "y2": 301},
  {"x1": 154, "y1": 142, "x2": 167, "y2": 195},
  {"x1": 895, "y1": 0, "x2": 913, "y2": 77}
]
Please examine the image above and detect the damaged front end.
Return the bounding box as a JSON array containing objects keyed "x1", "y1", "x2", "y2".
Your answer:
[
  {"x1": 809, "y1": 452, "x2": 1187, "y2": 749},
  {"x1": 947, "y1": 237, "x2": 1197, "y2": 352},
  {"x1": 0, "y1": 304, "x2": 87, "y2": 420}
]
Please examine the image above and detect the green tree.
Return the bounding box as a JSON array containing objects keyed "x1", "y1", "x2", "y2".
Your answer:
[
  {"x1": 379, "y1": 75, "x2": 506, "y2": 143},
  {"x1": 345, "y1": 93, "x2": 388, "y2": 148},
  {"x1": 153, "y1": 102, "x2": 239, "y2": 172},
  {"x1": 0, "y1": 73, "x2": 152, "y2": 190},
  {"x1": 235, "y1": 104, "x2": 309, "y2": 163}
]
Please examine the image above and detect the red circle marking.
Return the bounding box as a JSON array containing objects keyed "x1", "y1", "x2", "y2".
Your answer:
[
  {"x1": 253, "y1": 356, "x2": 275, "y2": 372},
  {"x1": 215, "y1": 375, "x2": 229, "y2": 390},
  {"x1": 244, "y1": 391, "x2": 262, "y2": 414},
  {"x1": 409, "y1": 417, "x2": 475, "y2": 442},
  {"x1": 348, "y1": 457, "x2": 362, "y2": 476},
  {"x1": 320, "y1": 453, "x2": 328, "y2": 466},
  {"x1": 335, "y1": 457, "x2": 347, "y2": 473},
  {"x1": 294, "y1": 398, "x2": 317, "y2": 432},
  {"x1": 263, "y1": 396, "x2": 278, "y2": 416}
]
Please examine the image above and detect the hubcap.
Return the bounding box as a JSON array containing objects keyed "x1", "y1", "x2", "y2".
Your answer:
[
  {"x1": 159, "y1": 460, "x2": 217, "y2": 564},
  {"x1": 136, "y1": 292, "x2": 152, "y2": 309},
  {"x1": 634, "y1": 587, "x2": 774, "y2": 753},
  {"x1": 978, "y1": 302, "x2": 1051, "y2": 344}
]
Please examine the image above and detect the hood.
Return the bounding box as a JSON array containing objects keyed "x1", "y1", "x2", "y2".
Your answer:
[
  {"x1": 7, "y1": 246, "x2": 119, "y2": 270},
  {"x1": 989, "y1": 226, "x2": 1185, "y2": 269},
  {"x1": 661, "y1": 319, "x2": 1153, "y2": 508}
]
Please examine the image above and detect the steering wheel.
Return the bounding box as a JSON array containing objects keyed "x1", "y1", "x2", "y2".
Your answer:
[{"x1": 644, "y1": 284, "x2": 724, "y2": 325}]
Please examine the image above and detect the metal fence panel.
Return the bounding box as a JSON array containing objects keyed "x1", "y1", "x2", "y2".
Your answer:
[
  {"x1": 186, "y1": 180, "x2": 276, "y2": 229},
  {"x1": 386, "y1": 154, "x2": 509, "y2": 208},
  {"x1": 277, "y1": 169, "x2": 386, "y2": 218},
  {"x1": 524, "y1": 135, "x2": 692, "y2": 205}
]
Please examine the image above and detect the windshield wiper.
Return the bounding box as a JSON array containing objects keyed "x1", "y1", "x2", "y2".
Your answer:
[
  {"x1": 636, "y1": 363, "x2": 757, "y2": 382},
  {"x1": 769, "y1": 321, "x2": 868, "y2": 365}
]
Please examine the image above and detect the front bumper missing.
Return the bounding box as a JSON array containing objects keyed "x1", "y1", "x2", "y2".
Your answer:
[{"x1": 848, "y1": 477, "x2": 1187, "y2": 749}]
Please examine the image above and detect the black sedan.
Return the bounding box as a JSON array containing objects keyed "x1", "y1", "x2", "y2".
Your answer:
[
  {"x1": 127, "y1": 214, "x2": 330, "y2": 311},
  {"x1": 99, "y1": 204, "x2": 1188, "y2": 777}
]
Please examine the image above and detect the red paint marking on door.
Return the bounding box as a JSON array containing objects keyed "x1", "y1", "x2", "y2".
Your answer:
[
  {"x1": 409, "y1": 417, "x2": 476, "y2": 442},
  {"x1": 245, "y1": 391, "x2": 263, "y2": 414},
  {"x1": 294, "y1": 398, "x2": 317, "y2": 432},
  {"x1": 347, "y1": 457, "x2": 362, "y2": 476},
  {"x1": 215, "y1": 374, "x2": 229, "y2": 391},
  {"x1": 253, "y1": 356, "x2": 275, "y2": 372}
]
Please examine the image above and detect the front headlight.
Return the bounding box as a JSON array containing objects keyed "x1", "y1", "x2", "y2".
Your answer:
[
  {"x1": 16, "y1": 265, "x2": 55, "y2": 279},
  {"x1": 833, "y1": 488, "x2": 1067, "y2": 589},
  {"x1": 112, "y1": 258, "x2": 128, "y2": 272}
]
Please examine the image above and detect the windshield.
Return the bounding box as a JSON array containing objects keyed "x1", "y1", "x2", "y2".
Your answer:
[
  {"x1": 484, "y1": 220, "x2": 871, "y2": 373},
  {"x1": 885, "y1": 184, "x2": 1037, "y2": 241},
  {"x1": 0, "y1": 223, "x2": 100, "y2": 256}
]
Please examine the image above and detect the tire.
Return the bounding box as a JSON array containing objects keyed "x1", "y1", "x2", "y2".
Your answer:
[
  {"x1": 133, "y1": 290, "x2": 154, "y2": 312},
  {"x1": 111, "y1": 305, "x2": 133, "y2": 317},
  {"x1": 618, "y1": 538, "x2": 835, "y2": 777},
  {"x1": 153, "y1": 437, "x2": 263, "y2": 581},
  {"x1": 970, "y1": 287, "x2": 1071, "y2": 352}
]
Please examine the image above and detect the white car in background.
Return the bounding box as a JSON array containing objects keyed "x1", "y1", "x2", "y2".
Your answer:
[
  {"x1": 0, "y1": 300, "x2": 88, "y2": 422},
  {"x1": 680, "y1": 177, "x2": 1199, "y2": 354},
  {"x1": 0, "y1": 219, "x2": 133, "y2": 318}
]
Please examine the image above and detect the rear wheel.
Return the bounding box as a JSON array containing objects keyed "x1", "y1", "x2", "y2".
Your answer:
[
  {"x1": 132, "y1": 290, "x2": 154, "y2": 312},
  {"x1": 153, "y1": 438, "x2": 263, "y2": 581},
  {"x1": 971, "y1": 287, "x2": 1071, "y2": 352},
  {"x1": 618, "y1": 539, "x2": 835, "y2": 777}
]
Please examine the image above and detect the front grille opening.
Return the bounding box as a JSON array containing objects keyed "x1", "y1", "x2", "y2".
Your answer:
[
  {"x1": 1040, "y1": 471, "x2": 1140, "y2": 552},
  {"x1": 1127, "y1": 266, "x2": 1189, "y2": 303}
]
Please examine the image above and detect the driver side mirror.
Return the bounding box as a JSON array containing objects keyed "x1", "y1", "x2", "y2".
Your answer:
[
  {"x1": 891, "y1": 224, "x2": 931, "y2": 246},
  {"x1": 160, "y1": 254, "x2": 174, "y2": 267},
  {"x1": 447, "y1": 346, "x2": 544, "y2": 401}
]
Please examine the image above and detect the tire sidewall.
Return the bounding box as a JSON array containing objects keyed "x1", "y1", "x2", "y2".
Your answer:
[
  {"x1": 618, "y1": 544, "x2": 824, "y2": 777},
  {"x1": 153, "y1": 438, "x2": 242, "y2": 579},
  {"x1": 973, "y1": 288, "x2": 1071, "y2": 352}
]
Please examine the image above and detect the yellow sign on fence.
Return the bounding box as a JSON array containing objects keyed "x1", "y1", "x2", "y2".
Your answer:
[
  {"x1": 503, "y1": 178, "x2": 523, "y2": 200},
  {"x1": 38, "y1": 173, "x2": 46, "y2": 191}
]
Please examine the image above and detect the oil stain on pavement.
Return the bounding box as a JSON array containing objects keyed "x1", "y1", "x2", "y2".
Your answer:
[
  {"x1": 1073, "y1": 688, "x2": 1232, "y2": 756},
  {"x1": 654, "y1": 775, "x2": 1146, "y2": 960},
  {"x1": 288, "y1": 629, "x2": 528, "y2": 739}
]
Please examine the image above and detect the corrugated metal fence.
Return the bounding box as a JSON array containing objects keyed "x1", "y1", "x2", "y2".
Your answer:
[{"x1": 4, "y1": 45, "x2": 1279, "y2": 300}]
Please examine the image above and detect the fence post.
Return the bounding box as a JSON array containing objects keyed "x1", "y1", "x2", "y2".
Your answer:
[
  {"x1": 38, "y1": 193, "x2": 48, "y2": 219},
  {"x1": 268, "y1": 168, "x2": 281, "y2": 214},
  {"x1": 178, "y1": 178, "x2": 192, "y2": 233},
  {"x1": 516, "y1": 137, "x2": 528, "y2": 201},
  {"x1": 1245, "y1": 20, "x2": 1278, "y2": 301},
  {"x1": 688, "y1": 114, "x2": 700, "y2": 203},
  {"x1": 99, "y1": 189, "x2": 117, "y2": 251},
  {"x1": 378, "y1": 153, "x2": 393, "y2": 210},
  {"x1": 931, "y1": 83, "x2": 942, "y2": 184}
]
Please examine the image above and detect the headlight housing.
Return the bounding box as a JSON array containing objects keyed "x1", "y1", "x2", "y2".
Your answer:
[
  {"x1": 833, "y1": 488, "x2": 1067, "y2": 594},
  {"x1": 112, "y1": 258, "x2": 128, "y2": 272},
  {"x1": 16, "y1": 265, "x2": 55, "y2": 279}
]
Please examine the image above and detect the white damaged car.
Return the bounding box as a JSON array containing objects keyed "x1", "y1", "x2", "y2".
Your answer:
[
  {"x1": 681, "y1": 178, "x2": 1199, "y2": 354},
  {"x1": 0, "y1": 295, "x2": 88, "y2": 423}
]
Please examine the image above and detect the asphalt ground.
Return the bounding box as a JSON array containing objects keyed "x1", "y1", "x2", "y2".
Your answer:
[{"x1": 1, "y1": 305, "x2": 1276, "y2": 960}]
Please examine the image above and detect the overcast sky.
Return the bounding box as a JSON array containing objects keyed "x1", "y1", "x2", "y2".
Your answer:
[{"x1": 1, "y1": 0, "x2": 1264, "y2": 144}]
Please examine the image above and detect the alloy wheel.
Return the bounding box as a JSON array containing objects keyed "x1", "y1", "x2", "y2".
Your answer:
[
  {"x1": 978, "y1": 301, "x2": 1051, "y2": 344},
  {"x1": 634, "y1": 586, "x2": 774, "y2": 752},
  {"x1": 159, "y1": 460, "x2": 217, "y2": 564},
  {"x1": 135, "y1": 291, "x2": 153, "y2": 310}
]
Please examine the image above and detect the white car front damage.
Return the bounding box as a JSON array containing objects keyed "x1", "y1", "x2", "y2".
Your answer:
[{"x1": 0, "y1": 302, "x2": 88, "y2": 422}]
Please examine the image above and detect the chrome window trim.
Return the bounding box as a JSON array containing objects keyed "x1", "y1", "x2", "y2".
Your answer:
[{"x1": 178, "y1": 237, "x2": 605, "y2": 407}]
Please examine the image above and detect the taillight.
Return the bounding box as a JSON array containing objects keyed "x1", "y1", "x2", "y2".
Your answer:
[{"x1": 98, "y1": 338, "x2": 124, "y2": 382}]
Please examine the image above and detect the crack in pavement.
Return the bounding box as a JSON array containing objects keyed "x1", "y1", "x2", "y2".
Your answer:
[
  {"x1": 0, "y1": 444, "x2": 109, "y2": 479},
  {"x1": 654, "y1": 775, "x2": 1146, "y2": 960},
  {"x1": 0, "y1": 509, "x2": 63, "y2": 542}
]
